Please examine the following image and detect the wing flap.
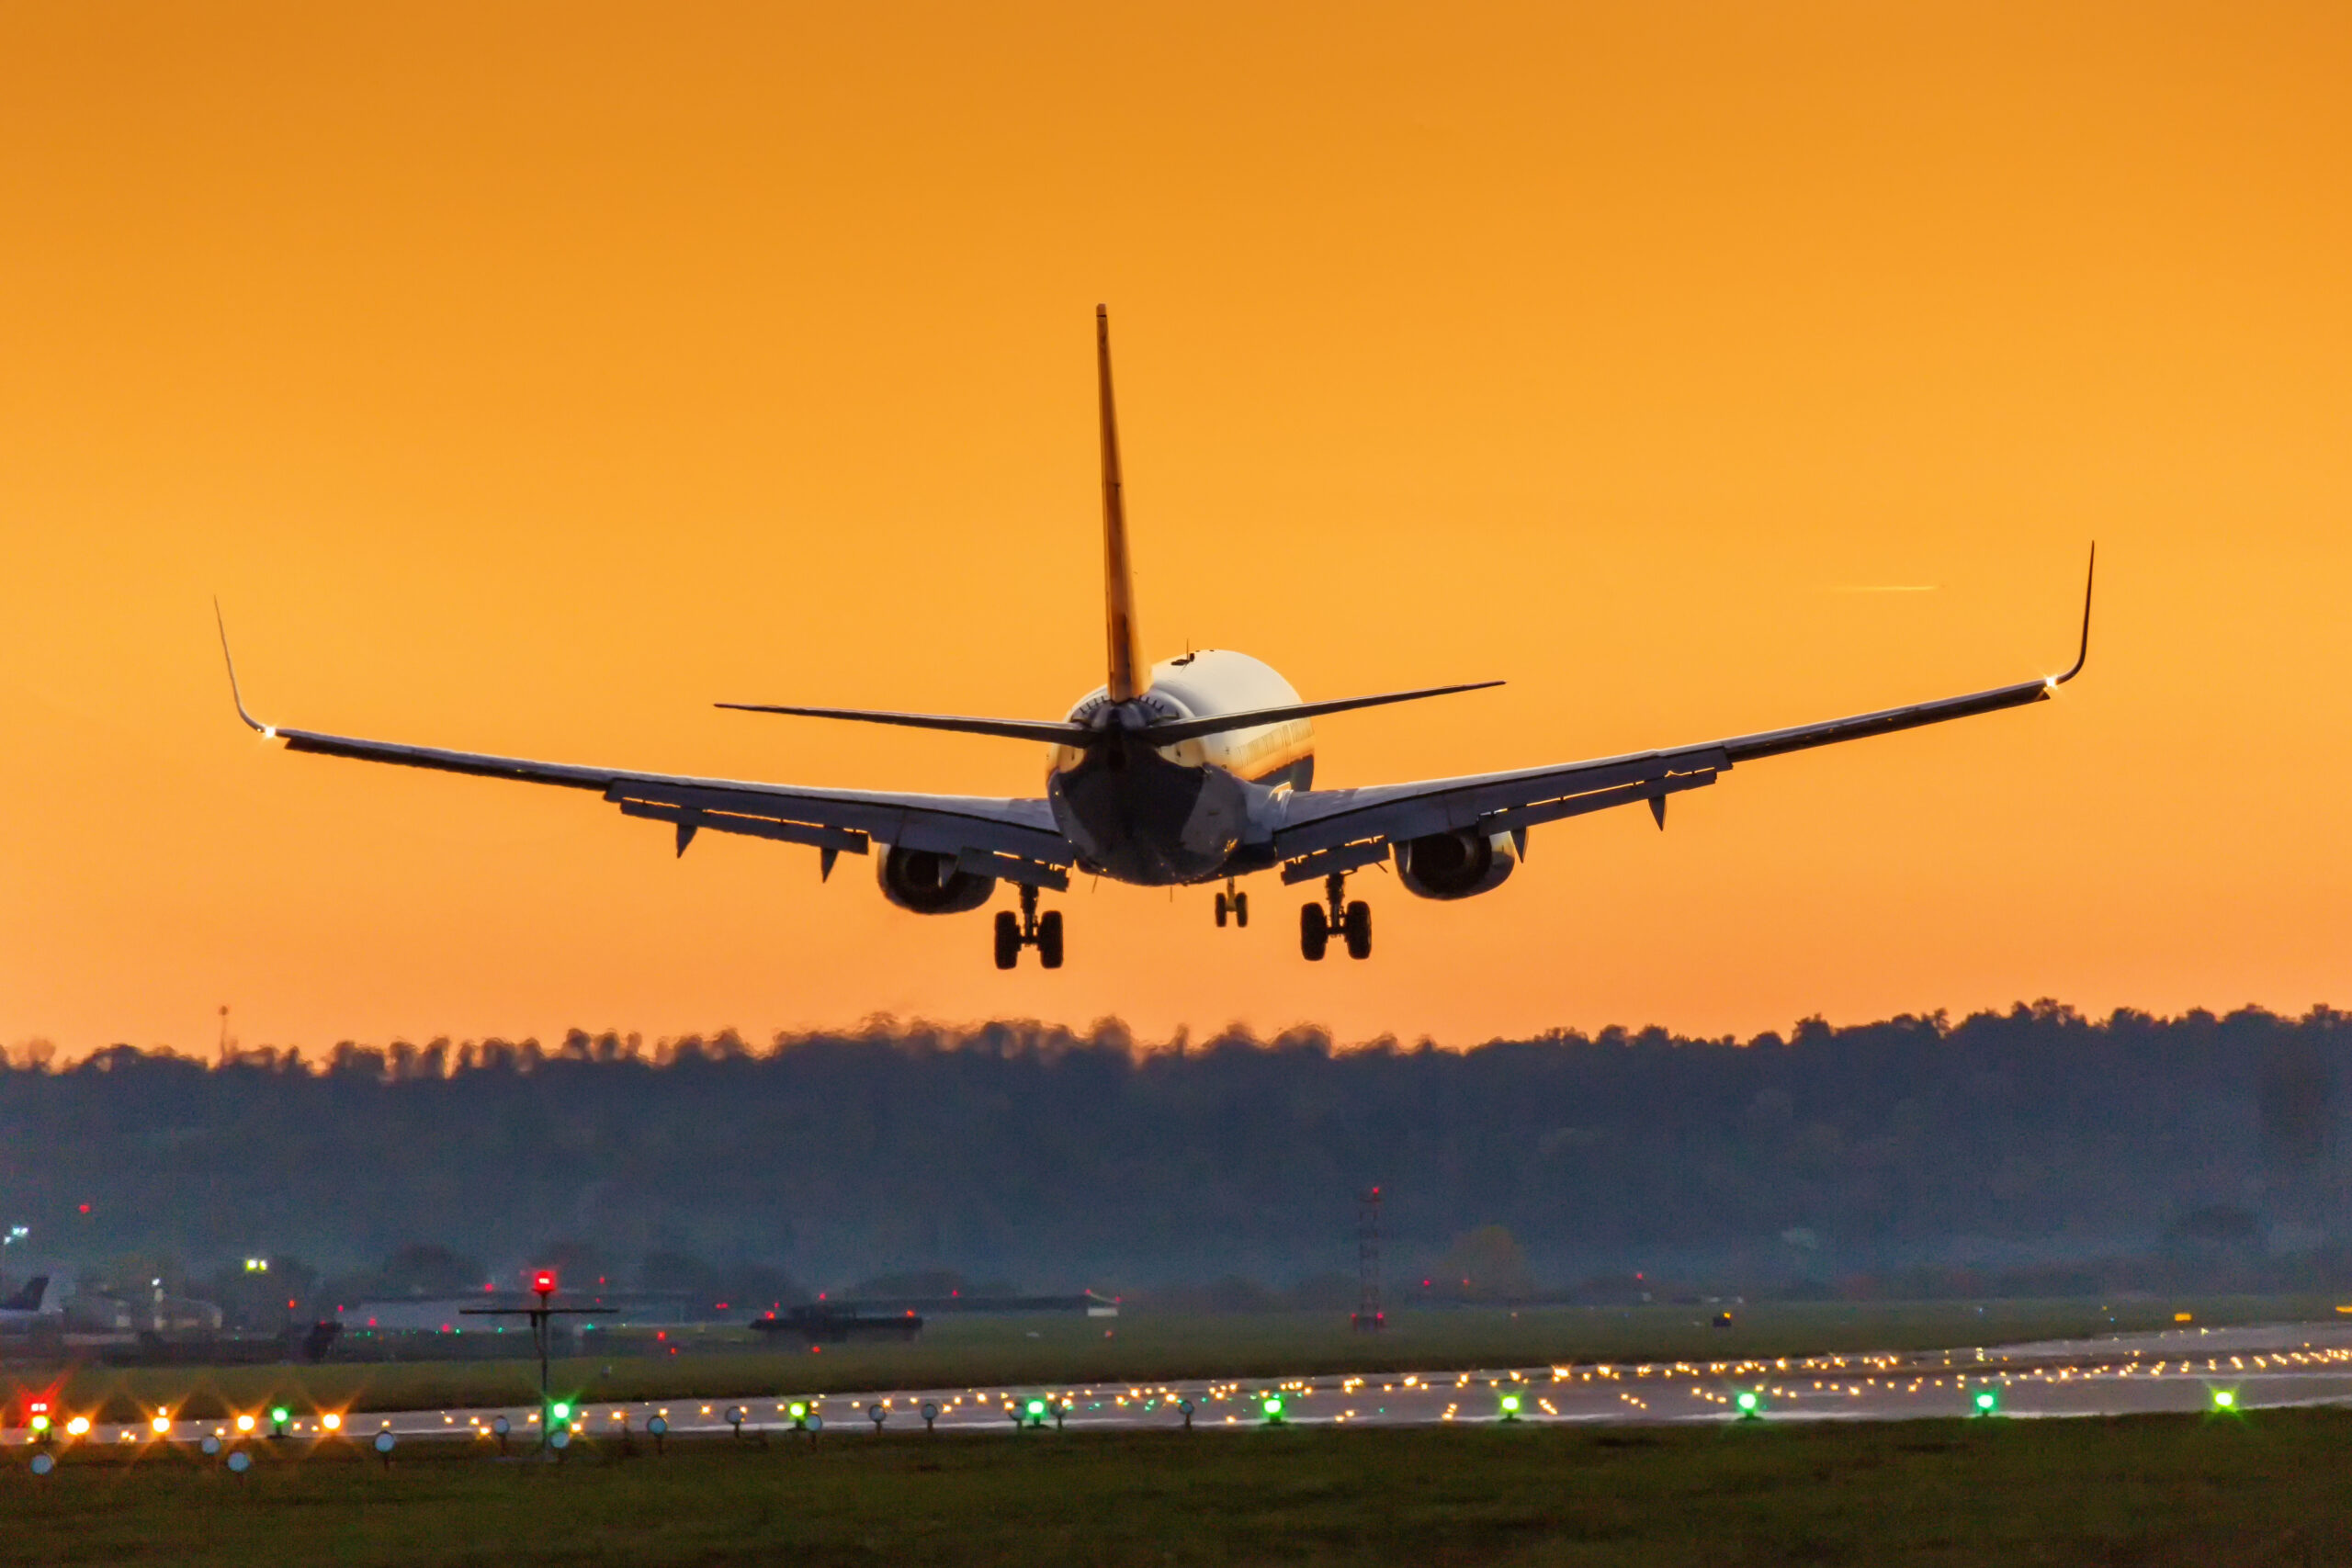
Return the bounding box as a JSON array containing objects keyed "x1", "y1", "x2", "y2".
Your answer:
[{"x1": 1273, "y1": 746, "x2": 1730, "y2": 858}]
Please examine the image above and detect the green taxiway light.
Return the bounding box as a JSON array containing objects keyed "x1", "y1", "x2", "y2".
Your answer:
[
  {"x1": 1262, "y1": 1397, "x2": 1283, "y2": 1418},
  {"x1": 550, "y1": 1402, "x2": 572, "y2": 1422},
  {"x1": 2212, "y1": 1389, "x2": 2237, "y2": 1410},
  {"x1": 790, "y1": 1403, "x2": 808, "y2": 1419},
  {"x1": 28, "y1": 1416, "x2": 48, "y2": 1433},
  {"x1": 269, "y1": 1406, "x2": 290, "y2": 1424},
  {"x1": 1735, "y1": 1392, "x2": 1760, "y2": 1417},
  {"x1": 1973, "y1": 1391, "x2": 1997, "y2": 1414},
  {"x1": 1500, "y1": 1395, "x2": 1521, "y2": 1413}
]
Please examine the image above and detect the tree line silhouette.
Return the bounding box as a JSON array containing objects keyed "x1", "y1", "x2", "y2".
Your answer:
[{"x1": 4, "y1": 1002, "x2": 2346, "y2": 1308}]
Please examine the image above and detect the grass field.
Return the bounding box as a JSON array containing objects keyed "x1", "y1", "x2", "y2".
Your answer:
[
  {"x1": 3, "y1": 1407, "x2": 2347, "y2": 1565},
  {"x1": 24, "y1": 1293, "x2": 2342, "y2": 1423}
]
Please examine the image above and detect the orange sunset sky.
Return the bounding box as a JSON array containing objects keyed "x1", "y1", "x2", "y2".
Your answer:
[{"x1": 2, "y1": 3, "x2": 2347, "y2": 1058}]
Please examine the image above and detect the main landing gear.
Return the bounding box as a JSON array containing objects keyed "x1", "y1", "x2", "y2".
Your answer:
[
  {"x1": 1300, "y1": 873, "x2": 1371, "y2": 962},
  {"x1": 1214, "y1": 879, "x2": 1250, "y2": 929},
  {"x1": 994, "y1": 884, "x2": 1064, "y2": 970}
]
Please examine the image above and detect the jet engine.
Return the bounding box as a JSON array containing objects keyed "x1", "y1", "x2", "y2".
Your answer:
[
  {"x1": 876, "y1": 845, "x2": 997, "y2": 914},
  {"x1": 1394, "y1": 829, "x2": 1517, "y2": 900}
]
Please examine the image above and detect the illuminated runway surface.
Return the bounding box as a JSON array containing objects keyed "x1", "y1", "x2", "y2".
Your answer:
[{"x1": 19, "y1": 1321, "x2": 2352, "y2": 1450}]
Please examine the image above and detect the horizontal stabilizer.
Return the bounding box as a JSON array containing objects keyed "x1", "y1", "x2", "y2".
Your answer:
[
  {"x1": 1136, "y1": 681, "x2": 1504, "y2": 745},
  {"x1": 715, "y1": 702, "x2": 1091, "y2": 745},
  {"x1": 718, "y1": 682, "x2": 1504, "y2": 749}
]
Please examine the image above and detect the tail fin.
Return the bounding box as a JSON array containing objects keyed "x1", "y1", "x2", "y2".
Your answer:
[
  {"x1": 1097, "y1": 305, "x2": 1148, "y2": 702},
  {"x1": 3, "y1": 1276, "x2": 47, "y2": 1313}
]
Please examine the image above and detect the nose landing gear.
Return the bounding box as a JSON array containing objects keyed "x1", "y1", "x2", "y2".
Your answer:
[
  {"x1": 993, "y1": 883, "x2": 1064, "y2": 970},
  {"x1": 1300, "y1": 873, "x2": 1371, "y2": 961},
  {"x1": 1214, "y1": 879, "x2": 1250, "y2": 929}
]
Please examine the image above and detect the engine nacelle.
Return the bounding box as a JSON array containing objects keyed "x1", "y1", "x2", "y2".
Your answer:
[
  {"x1": 876, "y1": 845, "x2": 997, "y2": 914},
  {"x1": 1394, "y1": 829, "x2": 1517, "y2": 900}
]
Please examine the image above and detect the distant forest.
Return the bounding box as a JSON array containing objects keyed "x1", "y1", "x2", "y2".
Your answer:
[{"x1": 4, "y1": 1003, "x2": 2348, "y2": 1309}]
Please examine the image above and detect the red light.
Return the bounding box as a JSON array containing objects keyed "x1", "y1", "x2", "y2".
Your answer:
[
  {"x1": 28, "y1": 1400, "x2": 48, "y2": 1414},
  {"x1": 531, "y1": 1270, "x2": 557, "y2": 1294},
  {"x1": 715, "y1": 1302, "x2": 729, "y2": 1311},
  {"x1": 655, "y1": 1331, "x2": 666, "y2": 1340},
  {"x1": 77, "y1": 1204, "x2": 89, "y2": 1214}
]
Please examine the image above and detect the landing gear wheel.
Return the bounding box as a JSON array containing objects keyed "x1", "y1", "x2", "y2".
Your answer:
[
  {"x1": 1233, "y1": 891, "x2": 1249, "y2": 928},
  {"x1": 1215, "y1": 892, "x2": 1229, "y2": 928},
  {"x1": 1300, "y1": 902, "x2": 1329, "y2": 962},
  {"x1": 993, "y1": 910, "x2": 1021, "y2": 970},
  {"x1": 1343, "y1": 900, "x2": 1372, "y2": 960},
  {"x1": 1036, "y1": 909, "x2": 1064, "y2": 969}
]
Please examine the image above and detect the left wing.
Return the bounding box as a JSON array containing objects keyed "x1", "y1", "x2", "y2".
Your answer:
[
  {"x1": 218, "y1": 613, "x2": 1074, "y2": 888},
  {"x1": 1267, "y1": 547, "x2": 2095, "y2": 884}
]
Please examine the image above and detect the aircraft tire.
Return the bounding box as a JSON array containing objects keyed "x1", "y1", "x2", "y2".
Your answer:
[
  {"x1": 993, "y1": 910, "x2": 1021, "y2": 970},
  {"x1": 1300, "y1": 903, "x2": 1329, "y2": 962},
  {"x1": 1344, "y1": 900, "x2": 1372, "y2": 960},
  {"x1": 1037, "y1": 910, "x2": 1065, "y2": 969},
  {"x1": 1234, "y1": 892, "x2": 1249, "y2": 928},
  {"x1": 1215, "y1": 892, "x2": 1228, "y2": 928}
]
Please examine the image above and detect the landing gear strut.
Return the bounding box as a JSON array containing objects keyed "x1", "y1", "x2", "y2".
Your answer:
[
  {"x1": 1300, "y1": 873, "x2": 1371, "y2": 962},
  {"x1": 1214, "y1": 879, "x2": 1250, "y2": 930},
  {"x1": 993, "y1": 884, "x2": 1064, "y2": 970}
]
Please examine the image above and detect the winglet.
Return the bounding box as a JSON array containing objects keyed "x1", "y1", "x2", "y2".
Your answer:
[
  {"x1": 1097, "y1": 305, "x2": 1148, "y2": 703},
  {"x1": 2051, "y1": 543, "x2": 2095, "y2": 686},
  {"x1": 214, "y1": 599, "x2": 274, "y2": 736}
]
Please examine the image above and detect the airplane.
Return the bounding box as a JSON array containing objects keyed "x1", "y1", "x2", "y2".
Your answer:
[
  {"x1": 219, "y1": 306, "x2": 2094, "y2": 970},
  {"x1": 0, "y1": 1276, "x2": 52, "y2": 1330}
]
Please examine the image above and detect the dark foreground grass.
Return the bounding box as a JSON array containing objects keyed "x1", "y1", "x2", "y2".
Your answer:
[
  {"x1": 3, "y1": 1409, "x2": 2349, "y2": 1566},
  {"x1": 38, "y1": 1292, "x2": 2343, "y2": 1420}
]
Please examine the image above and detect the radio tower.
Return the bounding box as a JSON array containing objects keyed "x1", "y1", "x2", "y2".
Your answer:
[{"x1": 1351, "y1": 1186, "x2": 1385, "y2": 1332}]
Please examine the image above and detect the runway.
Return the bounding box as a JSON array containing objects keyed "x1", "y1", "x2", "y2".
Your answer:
[{"x1": 20, "y1": 1319, "x2": 2352, "y2": 1451}]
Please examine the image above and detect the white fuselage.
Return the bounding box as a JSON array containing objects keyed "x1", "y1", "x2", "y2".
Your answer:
[{"x1": 1046, "y1": 649, "x2": 1314, "y2": 885}]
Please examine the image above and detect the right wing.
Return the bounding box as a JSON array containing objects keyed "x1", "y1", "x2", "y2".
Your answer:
[
  {"x1": 219, "y1": 615, "x2": 1074, "y2": 889},
  {"x1": 1267, "y1": 548, "x2": 2095, "y2": 883}
]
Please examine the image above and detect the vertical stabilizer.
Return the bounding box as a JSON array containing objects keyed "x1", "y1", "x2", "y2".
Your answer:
[{"x1": 1097, "y1": 305, "x2": 1148, "y2": 701}]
